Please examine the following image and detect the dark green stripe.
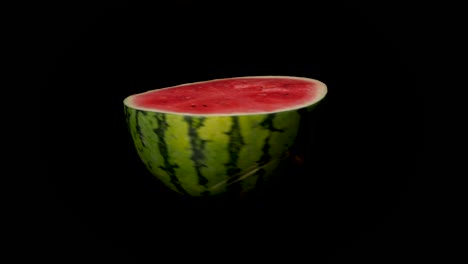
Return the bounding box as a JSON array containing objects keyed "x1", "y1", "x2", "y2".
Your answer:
[
  {"x1": 153, "y1": 113, "x2": 189, "y2": 195},
  {"x1": 124, "y1": 107, "x2": 130, "y2": 126},
  {"x1": 258, "y1": 113, "x2": 285, "y2": 164},
  {"x1": 124, "y1": 107, "x2": 132, "y2": 146},
  {"x1": 224, "y1": 116, "x2": 245, "y2": 187},
  {"x1": 259, "y1": 113, "x2": 284, "y2": 133},
  {"x1": 255, "y1": 113, "x2": 285, "y2": 187},
  {"x1": 224, "y1": 114, "x2": 284, "y2": 189},
  {"x1": 184, "y1": 116, "x2": 210, "y2": 192},
  {"x1": 224, "y1": 116, "x2": 245, "y2": 175},
  {"x1": 135, "y1": 110, "x2": 146, "y2": 147}
]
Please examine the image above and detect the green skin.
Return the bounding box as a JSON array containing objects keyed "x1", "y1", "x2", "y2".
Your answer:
[{"x1": 124, "y1": 105, "x2": 318, "y2": 197}]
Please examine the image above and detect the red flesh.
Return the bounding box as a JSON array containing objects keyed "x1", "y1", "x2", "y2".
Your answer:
[{"x1": 132, "y1": 77, "x2": 319, "y2": 114}]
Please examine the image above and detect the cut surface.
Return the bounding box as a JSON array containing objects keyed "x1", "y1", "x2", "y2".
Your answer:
[{"x1": 124, "y1": 76, "x2": 327, "y2": 116}]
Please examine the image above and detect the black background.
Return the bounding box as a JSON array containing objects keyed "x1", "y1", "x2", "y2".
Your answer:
[{"x1": 40, "y1": 1, "x2": 424, "y2": 262}]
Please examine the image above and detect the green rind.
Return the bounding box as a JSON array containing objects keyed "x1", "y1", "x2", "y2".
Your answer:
[{"x1": 125, "y1": 103, "x2": 316, "y2": 197}]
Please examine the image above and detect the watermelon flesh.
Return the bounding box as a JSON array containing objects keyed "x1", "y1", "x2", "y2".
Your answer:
[
  {"x1": 124, "y1": 76, "x2": 327, "y2": 197},
  {"x1": 126, "y1": 76, "x2": 326, "y2": 115}
]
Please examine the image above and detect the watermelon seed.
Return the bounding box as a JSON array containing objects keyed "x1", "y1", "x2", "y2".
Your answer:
[{"x1": 202, "y1": 104, "x2": 207, "y2": 107}]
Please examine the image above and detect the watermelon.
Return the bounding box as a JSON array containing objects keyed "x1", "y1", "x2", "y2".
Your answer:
[{"x1": 123, "y1": 76, "x2": 327, "y2": 197}]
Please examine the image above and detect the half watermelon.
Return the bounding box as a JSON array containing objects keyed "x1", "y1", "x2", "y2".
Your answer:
[{"x1": 124, "y1": 76, "x2": 327, "y2": 197}]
